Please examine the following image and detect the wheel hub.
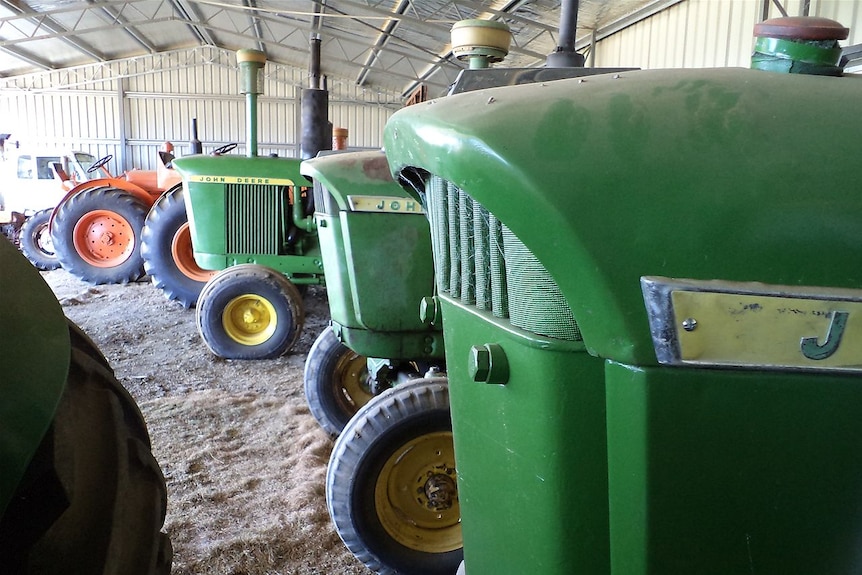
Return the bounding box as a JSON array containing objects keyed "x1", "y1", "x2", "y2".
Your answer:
[
  {"x1": 99, "y1": 230, "x2": 116, "y2": 245},
  {"x1": 72, "y1": 209, "x2": 135, "y2": 267},
  {"x1": 422, "y1": 471, "x2": 457, "y2": 512},
  {"x1": 375, "y1": 430, "x2": 461, "y2": 553},
  {"x1": 223, "y1": 294, "x2": 277, "y2": 345}
]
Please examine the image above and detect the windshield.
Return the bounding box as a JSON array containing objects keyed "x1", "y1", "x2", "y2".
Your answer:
[
  {"x1": 71, "y1": 152, "x2": 97, "y2": 181},
  {"x1": 74, "y1": 152, "x2": 96, "y2": 170}
]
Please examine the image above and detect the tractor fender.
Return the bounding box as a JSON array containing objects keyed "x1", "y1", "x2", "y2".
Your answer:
[
  {"x1": 48, "y1": 178, "x2": 155, "y2": 231},
  {"x1": 0, "y1": 237, "x2": 69, "y2": 516}
]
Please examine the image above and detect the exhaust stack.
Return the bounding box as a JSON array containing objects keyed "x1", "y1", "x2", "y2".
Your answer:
[
  {"x1": 301, "y1": 36, "x2": 331, "y2": 160},
  {"x1": 236, "y1": 49, "x2": 266, "y2": 158},
  {"x1": 190, "y1": 118, "x2": 202, "y2": 155},
  {"x1": 547, "y1": 0, "x2": 585, "y2": 68}
]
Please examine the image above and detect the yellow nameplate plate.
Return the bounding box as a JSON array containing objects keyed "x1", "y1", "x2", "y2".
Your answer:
[
  {"x1": 347, "y1": 195, "x2": 424, "y2": 214},
  {"x1": 642, "y1": 277, "x2": 862, "y2": 372},
  {"x1": 673, "y1": 291, "x2": 862, "y2": 370},
  {"x1": 188, "y1": 175, "x2": 295, "y2": 186}
]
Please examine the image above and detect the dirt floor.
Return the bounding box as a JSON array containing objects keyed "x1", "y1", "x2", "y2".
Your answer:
[{"x1": 42, "y1": 268, "x2": 374, "y2": 575}]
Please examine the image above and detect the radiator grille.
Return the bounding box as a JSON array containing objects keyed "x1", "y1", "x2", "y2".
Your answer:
[
  {"x1": 225, "y1": 184, "x2": 289, "y2": 255},
  {"x1": 426, "y1": 175, "x2": 581, "y2": 341}
]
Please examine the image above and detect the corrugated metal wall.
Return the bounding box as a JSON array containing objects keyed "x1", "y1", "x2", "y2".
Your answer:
[
  {"x1": 592, "y1": 0, "x2": 862, "y2": 69},
  {"x1": 0, "y1": 47, "x2": 399, "y2": 172}
]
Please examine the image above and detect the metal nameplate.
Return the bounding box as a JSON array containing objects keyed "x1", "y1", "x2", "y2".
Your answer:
[
  {"x1": 188, "y1": 175, "x2": 295, "y2": 186},
  {"x1": 641, "y1": 276, "x2": 862, "y2": 372},
  {"x1": 347, "y1": 195, "x2": 425, "y2": 214}
]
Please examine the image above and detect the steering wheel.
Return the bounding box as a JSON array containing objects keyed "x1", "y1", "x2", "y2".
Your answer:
[
  {"x1": 211, "y1": 143, "x2": 237, "y2": 155},
  {"x1": 87, "y1": 154, "x2": 113, "y2": 173}
]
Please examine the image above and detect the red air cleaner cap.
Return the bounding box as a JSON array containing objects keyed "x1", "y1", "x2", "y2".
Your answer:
[{"x1": 754, "y1": 16, "x2": 849, "y2": 41}]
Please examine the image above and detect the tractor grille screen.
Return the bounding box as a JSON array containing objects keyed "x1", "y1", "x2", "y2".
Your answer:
[
  {"x1": 225, "y1": 184, "x2": 288, "y2": 255},
  {"x1": 427, "y1": 176, "x2": 581, "y2": 341}
]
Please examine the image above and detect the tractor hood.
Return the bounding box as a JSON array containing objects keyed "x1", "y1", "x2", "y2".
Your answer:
[
  {"x1": 301, "y1": 150, "x2": 410, "y2": 212},
  {"x1": 385, "y1": 67, "x2": 862, "y2": 365},
  {"x1": 172, "y1": 153, "x2": 304, "y2": 184}
]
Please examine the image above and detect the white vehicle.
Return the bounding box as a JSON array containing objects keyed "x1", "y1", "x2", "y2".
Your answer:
[
  {"x1": 0, "y1": 148, "x2": 97, "y2": 269},
  {"x1": 1, "y1": 149, "x2": 96, "y2": 212}
]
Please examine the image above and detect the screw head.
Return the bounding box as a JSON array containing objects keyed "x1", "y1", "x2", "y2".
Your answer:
[{"x1": 682, "y1": 318, "x2": 698, "y2": 332}]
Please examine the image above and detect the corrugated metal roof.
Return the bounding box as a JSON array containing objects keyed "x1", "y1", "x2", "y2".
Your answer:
[{"x1": 0, "y1": 0, "x2": 678, "y2": 96}]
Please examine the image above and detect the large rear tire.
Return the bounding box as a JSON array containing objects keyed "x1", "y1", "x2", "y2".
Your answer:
[
  {"x1": 304, "y1": 328, "x2": 375, "y2": 437},
  {"x1": 196, "y1": 264, "x2": 304, "y2": 359},
  {"x1": 142, "y1": 186, "x2": 214, "y2": 308},
  {"x1": 51, "y1": 188, "x2": 148, "y2": 284},
  {"x1": 0, "y1": 319, "x2": 172, "y2": 574},
  {"x1": 19, "y1": 208, "x2": 60, "y2": 270},
  {"x1": 327, "y1": 377, "x2": 461, "y2": 575}
]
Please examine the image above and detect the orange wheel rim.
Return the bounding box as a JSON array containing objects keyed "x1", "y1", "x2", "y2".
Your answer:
[
  {"x1": 72, "y1": 209, "x2": 136, "y2": 268},
  {"x1": 171, "y1": 222, "x2": 215, "y2": 282}
]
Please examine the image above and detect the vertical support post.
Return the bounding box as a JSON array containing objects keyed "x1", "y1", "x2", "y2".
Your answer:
[{"x1": 117, "y1": 78, "x2": 127, "y2": 171}]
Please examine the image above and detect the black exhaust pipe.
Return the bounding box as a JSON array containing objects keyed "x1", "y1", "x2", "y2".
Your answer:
[
  {"x1": 546, "y1": 0, "x2": 585, "y2": 68},
  {"x1": 300, "y1": 35, "x2": 332, "y2": 160},
  {"x1": 190, "y1": 118, "x2": 202, "y2": 155}
]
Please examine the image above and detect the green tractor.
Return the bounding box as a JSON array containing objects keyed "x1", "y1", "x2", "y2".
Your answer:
[
  {"x1": 381, "y1": 14, "x2": 862, "y2": 575},
  {"x1": 300, "y1": 150, "x2": 451, "y2": 573},
  {"x1": 0, "y1": 236, "x2": 171, "y2": 573},
  {"x1": 300, "y1": 12, "x2": 632, "y2": 573},
  {"x1": 172, "y1": 47, "x2": 329, "y2": 359}
]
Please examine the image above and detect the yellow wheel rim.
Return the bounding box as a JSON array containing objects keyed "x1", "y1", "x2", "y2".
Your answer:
[
  {"x1": 334, "y1": 352, "x2": 374, "y2": 415},
  {"x1": 222, "y1": 293, "x2": 277, "y2": 346},
  {"x1": 374, "y1": 431, "x2": 461, "y2": 553}
]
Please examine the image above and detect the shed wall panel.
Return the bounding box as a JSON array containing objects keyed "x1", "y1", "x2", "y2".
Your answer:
[
  {"x1": 593, "y1": 0, "x2": 862, "y2": 70},
  {"x1": 1, "y1": 48, "x2": 398, "y2": 172}
]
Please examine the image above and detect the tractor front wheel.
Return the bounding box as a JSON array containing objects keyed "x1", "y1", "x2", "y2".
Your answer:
[
  {"x1": 304, "y1": 328, "x2": 375, "y2": 437},
  {"x1": 196, "y1": 264, "x2": 304, "y2": 359},
  {"x1": 51, "y1": 188, "x2": 148, "y2": 284},
  {"x1": 142, "y1": 185, "x2": 214, "y2": 308},
  {"x1": 19, "y1": 208, "x2": 60, "y2": 270},
  {"x1": 327, "y1": 377, "x2": 461, "y2": 575}
]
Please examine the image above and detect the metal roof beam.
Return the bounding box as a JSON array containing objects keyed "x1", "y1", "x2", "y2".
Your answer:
[
  {"x1": 0, "y1": 17, "x2": 176, "y2": 50},
  {"x1": 84, "y1": 0, "x2": 157, "y2": 53},
  {"x1": 0, "y1": 43, "x2": 52, "y2": 71},
  {"x1": 241, "y1": 0, "x2": 266, "y2": 53},
  {"x1": 0, "y1": 0, "x2": 106, "y2": 62},
  {"x1": 356, "y1": 0, "x2": 410, "y2": 87},
  {"x1": 575, "y1": 0, "x2": 686, "y2": 47},
  {"x1": 199, "y1": 20, "x2": 432, "y2": 89},
  {"x1": 169, "y1": 0, "x2": 217, "y2": 45}
]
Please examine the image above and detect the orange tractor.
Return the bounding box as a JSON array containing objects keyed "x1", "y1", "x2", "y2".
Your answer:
[{"x1": 50, "y1": 140, "x2": 225, "y2": 305}]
